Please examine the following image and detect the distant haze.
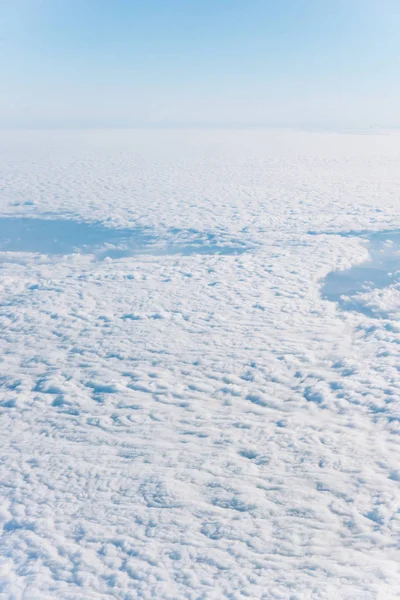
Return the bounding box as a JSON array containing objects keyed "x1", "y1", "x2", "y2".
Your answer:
[{"x1": 2, "y1": 0, "x2": 400, "y2": 129}]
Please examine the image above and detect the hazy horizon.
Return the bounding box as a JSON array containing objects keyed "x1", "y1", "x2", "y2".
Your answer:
[{"x1": 2, "y1": 0, "x2": 400, "y2": 129}]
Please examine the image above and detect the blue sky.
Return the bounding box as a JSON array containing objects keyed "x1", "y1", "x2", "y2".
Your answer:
[{"x1": 2, "y1": 0, "x2": 400, "y2": 128}]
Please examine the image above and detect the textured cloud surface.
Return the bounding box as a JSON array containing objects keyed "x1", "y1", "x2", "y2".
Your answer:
[{"x1": 0, "y1": 129, "x2": 399, "y2": 599}]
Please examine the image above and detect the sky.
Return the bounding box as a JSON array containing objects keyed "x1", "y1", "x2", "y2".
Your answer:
[{"x1": 1, "y1": 0, "x2": 400, "y2": 128}]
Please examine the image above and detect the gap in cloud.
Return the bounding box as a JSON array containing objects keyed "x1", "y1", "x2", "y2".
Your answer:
[
  {"x1": 0, "y1": 217, "x2": 250, "y2": 260},
  {"x1": 321, "y1": 230, "x2": 400, "y2": 317}
]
